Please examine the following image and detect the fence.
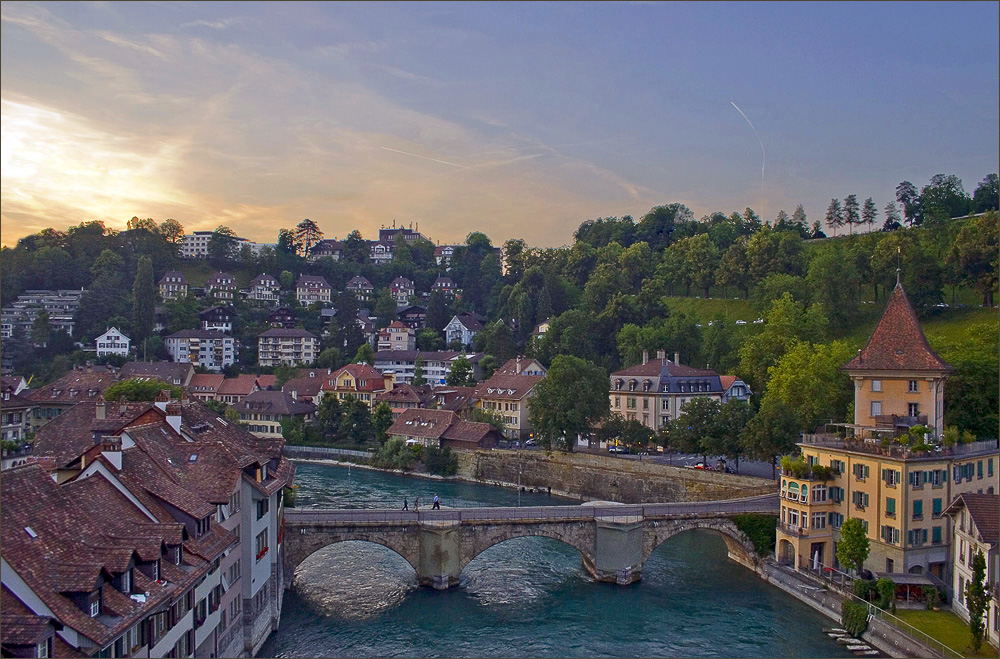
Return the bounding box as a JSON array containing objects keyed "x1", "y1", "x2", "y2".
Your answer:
[
  {"x1": 283, "y1": 445, "x2": 373, "y2": 459},
  {"x1": 798, "y1": 558, "x2": 963, "y2": 658}
]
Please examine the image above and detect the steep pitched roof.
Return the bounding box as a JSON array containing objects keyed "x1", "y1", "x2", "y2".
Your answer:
[
  {"x1": 281, "y1": 377, "x2": 326, "y2": 399},
  {"x1": 843, "y1": 282, "x2": 953, "y2": 373},
  {"x1": 346, "y1": 275, "x2": 373, "y2": 289},
  {"x1": 233, "y1": 390, "x2": 316, "y2": 416},
  {"x1": 33, "y1": 400, "x2": 159, "y2": 469},
  {"x1": 388, "y1": 409, "x2": 457, "y2": 440},
  {"x1": 26, "y1": 367, "x2": 119, "y2": 404},
  {"x1": 474, "y1": 373, "x2": 543, "y2": 401},
  {"x1": 188, "y1": 373, "x2": 225, "y2": 393},
  {"x1": 216, "y1": 374, "x2": 260, "y2": 396},
  {"x1": 119, "y1": 361, "x2": 193, "y2": 386},
  {"x1": 375, "y1": 384, "x2": 435, "y2": 406},
  {"x1": 325, "y1": 364, "x2": 387, "y2": 392},
  {"x1": 945, "y1": 493, "x2": 999, "y2": 546}
]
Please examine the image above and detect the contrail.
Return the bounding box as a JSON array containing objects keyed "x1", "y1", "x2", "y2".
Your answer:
[
  {"x1": 731, "y1": 101, "x2": 765, "y2": 220},
  {"x1": 379, "y1": 146, "x2": 466, "y2": 169}
]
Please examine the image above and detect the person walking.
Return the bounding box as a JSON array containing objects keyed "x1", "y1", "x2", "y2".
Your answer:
[
  {"x1": 402, "y1": 497, "x2": 408, "y2": 510},
  {"x1": 432, "y1": 494, "x2": 440, "y2": 509},
  {"x1": 414, "y1": 497, "x2": 420, "y2": 511}
]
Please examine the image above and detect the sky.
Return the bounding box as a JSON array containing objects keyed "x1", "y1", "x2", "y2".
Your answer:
[{"x1": 2, "y1": 1, "x2": 998, "y2": 249}]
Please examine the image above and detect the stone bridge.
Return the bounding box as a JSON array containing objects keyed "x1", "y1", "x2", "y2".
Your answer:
[{"x1": 283, "y1": 494, "x2": 778, "y2": 589}]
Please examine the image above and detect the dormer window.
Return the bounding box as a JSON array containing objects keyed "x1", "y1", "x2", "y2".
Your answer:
[
  {"x1": 90, "y1": 598, "x2": 100, "y2": 617},
  {"x1": 120, "y1": 569, "x2": 132, "y2": 594}
]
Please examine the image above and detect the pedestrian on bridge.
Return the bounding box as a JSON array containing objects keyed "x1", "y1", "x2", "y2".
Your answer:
[
  {"x1": 432, "y1": 494, "x2": 440, "y2": 509},
  {"x1": 414, "y1": 497, "x2": 420, "y2": 511},
  {"x1": 402, "y1": 497, "x2": 408, "y2": 510}
]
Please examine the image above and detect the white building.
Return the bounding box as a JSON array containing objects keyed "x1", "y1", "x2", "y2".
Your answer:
[
  {"x1": 95, "y1": 327, "x2": 131, "y2": 358},
  {"x1": 944, "y1": 493, "x2": 999, "y2": 651},
  {"x1": 247, "y1": 273, "x2": 280, "y2": 305},
  {"x1": 180, "y1": 230, "x2": 214, "y2": 258},
  {"x1": 444, "y1": 312, "x2": 487, "y2": 348},
  {"x1": 257, "y1": 329, "x2": 319, "y2": 367},
  {"x1": 164, "y1": 330, "x2": 237, "y2": 372}
]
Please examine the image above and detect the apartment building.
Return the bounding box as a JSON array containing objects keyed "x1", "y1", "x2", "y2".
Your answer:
[
  {"x1": 26, "y1": 364, "x2": 119, "y2": 431},
  {"x1": 247, "y1": 274, "x2": 280, "y2": 305},
  {"x1": 377, "y1": 321, "x2": 416, "y2": 352},
  {"x1": 294, "y1": 276, "x2": 331, "y2": 306},
  {"x1": 0, "y1": 288, "x2": 85, "y2": 339},
  {"x1": 180, "y1": 230, "x2": 214, "y2": 258},
  {"x1": 234, "y1": 390, "x2": 316, "y2": 438},
  {"x1": 372, "y1": 350, "x2": 484, "y2": 386},
  {"x1": 257, "y1": 329, "x2": 318, "y2": 367},
  {"x1": 473, "y1": 372, "x2": 543, "y2": 440},
  {"x1": 200, "y1": 306, "x2": 236, "y2": 334},
  {"x1": 158, "y1": 271, "x2": 189, "y2": 300},
  {"x1": 205, "y1": 272, "x2": 237, "y2": 301},
  {"x1": 95, "y1": 327, "x2": 131, "y2": 358},
  {"x1": 164, "y1": 330, "x2": 237, "y2": 372},
  {"x1": 945, "y1": 493, "x2": 999, "y2": 649}
]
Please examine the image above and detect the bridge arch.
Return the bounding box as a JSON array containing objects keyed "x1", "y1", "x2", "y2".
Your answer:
[
  {"x1": 641, "y1": 517, "x2": 760, "y2": 570},
  {"x1": 458, "y1": 524, "x2": 595, "y2": 573},
  {"x1": 284, "y1": 529, "x2": 421, "y2": 586}
]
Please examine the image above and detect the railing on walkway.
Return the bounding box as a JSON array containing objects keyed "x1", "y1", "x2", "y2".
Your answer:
[
  {"x1": 283, "y1": 445, "x2": 373, "y2": 459},
  {"x1": 284, "y1": 493, "x2": 779, "y2": 525},
  {"x1": 796, "y1": 559, "x2": 963, "y2": 659}
]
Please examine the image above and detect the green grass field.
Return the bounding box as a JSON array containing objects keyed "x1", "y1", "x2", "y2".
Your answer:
[{"x1": 894, "y1": 608, "x2": 998, "y2": 658}]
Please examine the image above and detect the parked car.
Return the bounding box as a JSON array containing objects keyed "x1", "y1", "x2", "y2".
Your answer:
[
  {"x1": 735, "y1": 319, "x2": 747, "y2": 325},
  {"x1": 524, "y1": 438, "x2": 536, "y2": 447}
]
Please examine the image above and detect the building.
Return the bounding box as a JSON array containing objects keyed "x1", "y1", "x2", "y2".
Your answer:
[
  {"x1": 432, "y1": 386, "x2": 478, "y2": 417},
  {"x1": 530, "y1": 318, "x2": 552, "y2": 340},
  {"x1": 216, "y1": 374, "x2": 262, "y2": 405},
  {"x1": 375, "y1": 383, "x2": 435, "y2": 418},
  {"x1": 247, "y1": 273, "x2": 280, "y2": 305},
  {"x1": 387, "y1": 408, "x2": 499, "y2": 450},
  {"x1": 377, "y1": 321, "x2": 416, "y2": 352},
  {"x1": 164, "y1": 330, "x2": 237, "y2": 372},
  {"x1": 356, "y1": 311, "x2": 377, "y2": 347},
  {"x1": 200, "y1": 305, "x2": 236, "y2": 334},
  {"x1": 281, "y1": 377, "x2": 326, "y2": 405},
  {"x1": 720, "y1": 375, "x2": 753, "y2": 404},
  {"x1": 494, "y1": 356, "x2": 546, "y2": 377},
  {"x1": 397, "y1": 305, "x2": 427, "y2": 331},
  {"x1": 309, "y1": 239, "x2": 342, "y2": 261},
  {"x1": 120, "y1": 361, "x2": 194, "y2": 388},
  {"x1": 26, "y1": 364, "x2": 119, "y2": 431},
  {"x1": 444, "y1": 312, "x2": 487, "y2": 348},
  {"x1": 368, "y1": 240, "x2": 394, "y2": 265},
  {"x1": 431, "y1": 276, "x2": 458, "y2": 300},
  {"x1": 1, "y1": 288, "x2": 85, "y2": 339},
  {"x1": 95, "y1": 327, "x2": 131, "y2": 358},
  {"x1": 205, "y1": 271, "x2": 237, "y2": 301},
  {"x1": 234, "y1": 390, "x2": 316, "y2": 438},
  {"x1": 473, "y1": 372, "x2": 543, "y2": 440},
  {"x1": 180, "y1": 230, "x2": 214, "y2": 258},
  {"x1": 266, "y1": 307, "x2": 297, "y2": 329},
  {"x1": 434, "y1": 245, "x2": 457, "y2": 267},
  {"x1": 372, "y1": 350, "x2": 484, "y2": 386},
  {"x1": 187, "y1": 373, "x2": 226, "y2": 401},
  {"x1": 158, "y1": 271, "x2": 188, "y2": 300},
  {"x1": 842, "y1": 281, "x2": 954, "y2": 438},
  {"x1": 257, "y1": 329, "x2": 319, "y2": 367},
  {"x1": 322, "y1": 364, "x2": 391, "y2": 409},
  {"x1": 346, "y1": 276, "x2": 374, "y2": 302},
  {"x1": 389, "y1": 276, "x2": 415, "y2": 307},
  {"x1": 295, "y1": 275, "x2": 331, "y2": 306},
  {"x1": 609, "y1": 351, "x2": 723, "y2": 431},
  {"x1": 944, "y1": 493, "x2": 999, "y2": 649},
  {"x1": 1, "y1": 385, "x2": 33, "y2": 445},
  {"x1": 378, "y1": 225, "x2": 429, "y2": 245}
]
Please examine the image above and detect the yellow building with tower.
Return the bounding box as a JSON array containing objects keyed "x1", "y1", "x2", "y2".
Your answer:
[{"x1": 776, "y1": 281, "x2": 998, "y2": 594}]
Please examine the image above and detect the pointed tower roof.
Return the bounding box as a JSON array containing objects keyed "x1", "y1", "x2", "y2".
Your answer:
[{"x1": 842, "y1": 282, "x2": 953, "y2": 373}]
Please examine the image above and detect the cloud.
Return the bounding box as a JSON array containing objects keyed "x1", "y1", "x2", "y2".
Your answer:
[{"x1": 180, "y1": 17, "x2": 243, "y2": 30}]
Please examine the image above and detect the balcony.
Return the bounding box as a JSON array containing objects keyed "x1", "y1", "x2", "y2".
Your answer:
[{"x1": 778, "y1": 523, "x2": 809, "y2": 538}]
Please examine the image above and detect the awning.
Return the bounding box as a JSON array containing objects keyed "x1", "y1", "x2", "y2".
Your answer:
[{"x1": 875, "y1": 571, "x2": 946, "y2": 588}]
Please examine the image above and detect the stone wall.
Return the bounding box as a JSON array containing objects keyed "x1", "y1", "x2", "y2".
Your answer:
[{"x1": 455, "y1": 450, "x2": 776, "y2": 503}]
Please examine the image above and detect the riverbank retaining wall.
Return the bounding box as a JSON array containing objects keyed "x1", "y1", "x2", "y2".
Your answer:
[{"x1": 454, "y1": 449, "x2": 775, "y2": 503}]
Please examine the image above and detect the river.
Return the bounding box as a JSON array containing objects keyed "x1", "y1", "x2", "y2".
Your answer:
[{"x1": 260, "y1": 461, "x2": 852, "y2": 658}]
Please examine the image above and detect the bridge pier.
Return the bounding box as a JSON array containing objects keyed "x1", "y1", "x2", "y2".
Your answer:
[
  {"x1": 418, "y1": 521, "x2": 462, "y2": 590},
  {"x1": 588, "y1": 516, "x2": 644, "y2": 585}
]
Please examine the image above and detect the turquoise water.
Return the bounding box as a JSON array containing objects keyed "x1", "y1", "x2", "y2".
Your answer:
[{"x1": 261, "y1": 462, "x2": 852, "y2": 658}]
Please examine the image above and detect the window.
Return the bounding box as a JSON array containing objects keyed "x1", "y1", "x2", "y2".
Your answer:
[
  {"x1": 908, "y1": 402, "x2": 919, "y2": 416},
  {"x1": 907, "y1": 380, "x2": 919, "y2": 393},
  {"x1": 614, "y1": 396, "x2": 620, "y2": 408},
  {"x1": 828, "y1": 512, "x2": 844, "y2": 528},
  {"x1": 871, "y1": 380, "x2": 882, "y2": 392},
  {"x1": 913, "y1": 500, "x2": 923, "y2": 520},
  {"x1": 36, "y1": 640, "x2": 49, "y2": 658},
  {"x1": 880, "y1": 525, "x2": 899, "y2": 545},
  {"x1": 932, "y1": 526, "x2": 942, "y2": 544},
  {"x1": 812, "y1": 512, "x2": 827, "y2": 529},
  {"x1": 90, "y1": 599, "x2": 100, "y2": 617},
  {"x1": 831, "y1": 460, "x2": 845, "y2": 474},
  {"x1": 882, "y1": 468, "x2": 901, "y2": 486},
  {"x1": 120, "y1": 569, "x2": 131, "y2": 594},
  {"x1": 870, "y1": 401, "x2": 882, "y2": 416},
  {"x1": 885, "y1": 497, "x2": 896, "y2": 517},
  {"x1": 228, "y1": 558, "x2": 241, "y2": 583},
  {"x1": 977, "y1": 461, "x2": 983, "y2": 479},
  {"x1": 257, "y1": 497, "x2": 269, "y2": 520},
  {"x1": 230, "y1": 597, "x2": 242, "y2": 619},
  {"x1": 812, "y1": 486, "x2": 827, "y2": 503},
  {"x1": 852, "y1": 491, "x2": 870, "y2": 508},
  {"x1": 626, "y1": 397, "x2": 636, "y2": 409},
  {"x1": 256, "y1": 529, "x2": 268, "y2": 561},
  {"x1": 853, "y1": 464, "x2": 870, "y2": 480}
]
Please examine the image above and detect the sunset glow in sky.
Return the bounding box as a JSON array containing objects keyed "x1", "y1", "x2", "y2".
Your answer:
[{"x1": 2, "y1": 1, "x2": 998, "y2": 248}]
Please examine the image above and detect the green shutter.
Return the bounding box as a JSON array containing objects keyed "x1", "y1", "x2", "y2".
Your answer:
[
  {"x1": 932, "y1": 498, "x2": 942, "y2": 515},
  {"x1": 913, "y1": 500, "x2": 923, "y2": 518},
  {"x1": 886, "y1": 497, "x2": 896, "y2": 514},
  {"x1": 932, "y1": 526, "x2": 941, "y2": 543}
]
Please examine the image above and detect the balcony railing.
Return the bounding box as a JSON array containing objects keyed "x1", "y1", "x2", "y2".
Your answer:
[{"x1": 778, "y1": 522, "x2": 808, "y2": 537}]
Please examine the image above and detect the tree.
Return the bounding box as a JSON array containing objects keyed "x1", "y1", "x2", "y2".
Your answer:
[
  {"x1": 316, "y1": 347, "x2": 345, "y2": 370},
  {"x1": 895, "y1": 181, "x2": 923, "y2": 226},
  {"x1": 862, "y1": 197, "x2": 878, "y2": 231},
  {"x1": 972, "y1": 173, "x2": 999, "y2": 213},
  {"x1": 947, "y1": 211, "x2": 999, "y2": 307},
  {"x1": 127, "y1": 216, "x2": 158, "y2": 232},
  {"x1": 104, "y1": 378, "x2": 184, "y2": 401},
  {"x1": 316, "y1": 394, "x2": 343, "y2": 440},
  {"x1": 825, "y1": 198, "x2": 844, "y2": 236},
  {"x1": 791, "y1": 204, "x2": 808, "y2": 232},
  {"x1": 761, "y1": 340, "x2": 855, "y2": 431},
  {"x1": 741, "y1": 399, "x2": 800, "y2": 479},
  {"x1": 294, "y1": 218, "x2": 324, "y2": 258},
  {"x1": 277, "y1": 228, "x2": 298, "y2": 255},
  {"x1": 354, "y1": 342, "x2": 374, "y2": 365},
  {"x1": 207, "y1": 226, "x2": 238, "y2": 265},
  {"x1": 273, "y1": 364, "x2": 298, "y2": 388},
  {"x1": 425, "y1": 290, "x2": 450, "y2": 331},
  {"x1": 528, "y1": 355, "x2": 608, "y2": 451},
  {"x1": 921, "y1": 174, "x2": 971, "y2": 224},
  {"x1": 132, "y1": 256, "x2": 155, "y2": 346},
  {"x1": 843, "y1": 194, "x2": 860, "y2": 236},
  {"x1": 717, "y1": 237, "x2": 752, "y2": 299},
  {"x1": 836, "y1": 518, "x2": 870, "y2": 574},
  {"x1": 76, "y1": 249, "x2": 128, "y2": 340},
  {"x1": 965, "y1": 550, "x2": 990, "y2": 653},
  {"x1": 445, "y1": 355, "x2": 474, "y2": 386},
  {"x1": 30, "y1": 311, "x2": 52, "y2": 347},
  {"x1": 672, "y1": 396, "x2": 721, "y2": 465},
  {"x1": 159, "y1": 218, "x2": 184, "y2": 245},
  {"x1": 882, "y1": 201, "x2": 902, "y2": 231},
  {"x1": 416, "y1": 328, "x2": 444, "y2": 351},
  {"x1": 341, "y1": 230, "x2": 368, "y2": 265},
  {"x1": 412, "y1": 358, "x2": 426, "y2": 386},
  {"x1": 710, "y1": 400, "x2": 755, "y2": 472},
  {"x1": 339, "y1": 396, "x2": 375, "y2": 444},
  {"x1": 373, "y1": 288, "x2": 398, "y2": 328},
  {"x1": 372, "y1": 402, "x2": 394, "y2": 444}
]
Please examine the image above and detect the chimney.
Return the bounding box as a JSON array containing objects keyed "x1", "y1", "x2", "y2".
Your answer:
[
  {"x1": 384, "y1": 373, "x2": 394, "y2": 392},
  {"x1": 642, "y1": 351, "x2": 649, "y2": 365},
  {"x1": 165, "y1": 403, "x2": 182, "y2": 434},
  {"x1": 101, "y1": 435, "x2": 122, "y2": 470},
  {"x1": 95, "y1": 395, "x2": 106, "y2": 420},
  {"x1": 674, "y1": 352, "x2": 680, "y2": 365},
  {"x1": 656, "y1": 349, "x2": 665, "y2": 361}
]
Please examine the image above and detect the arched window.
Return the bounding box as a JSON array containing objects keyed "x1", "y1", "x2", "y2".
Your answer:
[{"x1": 800, "y1": 485, "x2": 808, "y2": 503}]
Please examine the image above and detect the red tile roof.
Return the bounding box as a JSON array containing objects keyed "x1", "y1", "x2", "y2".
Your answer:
[
  {"x1": 843, "y1": 282, "x2": 953, "y2": 373},
  {"x1": 188, "y1": 373, "x2": 225, "y2": 392},
  {"x1": 325, "y1": 364, "x2": 388, "y2": 392},
  {"x1": 945, "y1": 493, "x2": 999, "y2": 546},
  {"x1": 26, "y1": 367, "x2": 119, "y2": 405},
  {"x1": 388, "y1": 409, "x2": 457, "y2": 440},
  {"x1": 474, "y1": 373, "x2": 543, "y2": 401},
  {"x1": 32, "y1": 400, "x2": 159, "y2": 469},
  {"x1": 216, "y1": 374, "x2": 260, "y2": 396}
]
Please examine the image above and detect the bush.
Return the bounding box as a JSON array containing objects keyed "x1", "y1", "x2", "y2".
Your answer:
[
  {"x1": 423, "y1": 446, "x2": 458, "y2": 476},
  {"x1": 854, "y1": 578, "x2": 878, "y2": 601},
  {"x1": 371, "y1": 438, "x2": 417, "y2": 471},
  {"x1": 841, "y1": 600, "x2": 869, "y2": 637},
  {"x1": 730, "y1": 513, "x2": 778, "y2": 556},
  {"x1": 924, "y1": 585, "x2": 939, "y2": 610},
  {"x1": 875, "y1": 578, "x2": 896, "y2": 610}
]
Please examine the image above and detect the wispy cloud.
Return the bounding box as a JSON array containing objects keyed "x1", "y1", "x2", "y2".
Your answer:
[{"x1": 180, "y1": 17, "x2": 243, "y2": 30}]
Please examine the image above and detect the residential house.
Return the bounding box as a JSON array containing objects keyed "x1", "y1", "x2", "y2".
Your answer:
[
  {"x1": 720, "y1": 376, "x2": 753, "y2": 404},
  {"x1": 26, "y1": 364, "x2": 119, "y2": 431},
  {"x1": 444, "y1": 312, "x2": 487, "y2": 348},
  {"x1": 368, "y1": 240, "x2": 394, "y2": 265},
  {"x1": 842, "y1": 281, "x2": 954, "y2": 438},
  {"x1": 320, "y1": 308, "x2": 338, "y2": 335},
  {"x1": 530, "y1": 318, "x2": 552, "y2": 340},
  {"x1": 200, "y1": 305, "x2": 236, "y2": 334},
  {"x1": 281, "y1": 377, "x2": 326, "y2": 405},
  {"x1": 309, "y1": 239, "x2": 342, "y2": 261},
  {"x1": 205, "y1": 271, "x2": 237, "y2": 301},
  {"x1": 158, "y1": 271, "x2": 188, "y2": 300},
  {"x1": 944, "y1": 494, "x2": 999, "y2": 649},
  {"x1": 389, "y1": 276, "x2": 415, "y2": 307},
  {"x1": 377, "y1": 321, "x2": 416, "y2": 352},
  {"x1": 1, "y1": 288, "x2": 85, "y2": 339},
  {"x1": 1, "y1": 385, "x2": 33, "y2": 448},
  {"x1": 375, "y1": 383, "x2": 435, "y2": 418},
  {"x1": 473, "y1": 372, "x2": 543, "y2": 440},
  {"x1": 346, "y1": 276, "x2": 374, "y2": 302},
  {"x1": 216, "y1": 375, "x2": 261, "y2": 405},
  {"x1": 153, "y1": 305, "x2": 168, "y2": 334},
  {"x1": 164, "y1": 330, "x2": 237, "y2": 372},
  {"x1": 234, "y1": 390, "x2": 316, "y2": 438},
  {"x1": 378, "y1": 225, "x2": 429, "y2": 244},
  {"x1": 609, "y1": 350, "x2": 723, "y2": 431},
  {"x1": 322, "y1": 364, "x2": 391, "y2": 409},
  {"x1": 434, "y1": 245, "x2": 457, "y2": 267},
  {"x1": 372, "y1": 350, "x2": 484, "y2": 386},
  {"x1": 387, "y1": 408, "x2": 499, "y2": 450},
  {"x1": 95, "y1": 327, "x2": 131, "y2": 358},
  {"x1": 356, "y1": 311, "x2": 377, "y2": 347},
  {"x1": 295, "y1": 276, "x2": 331, "y2": 306},
  {"x1": 187, "y1": 373, "x2": 226, "y2": 401},
  {"x1": 257, "y1": 329, "x2": 319, "y2": 367},
  {"x1": 120, "y1": 361, "x2": 194, "y2": 388},
  {"x1": 494, "y1": 356, "x2": 546, "y2": 376},
  {"x1": 247, "y1": 274, "x2": 280, "y2": 305},
  {"x1": 397, "y1": 305, "x2": 427, "y2": 330},
  {"x1": 266, "y1": 307, "x2": 297, "y2": 329},
  {"x1": 431, "y1": 276, "x2": 458, "y2": 300},
  {"x1": 433, "y1": 386, "x2": 478, "y2": 417}
]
